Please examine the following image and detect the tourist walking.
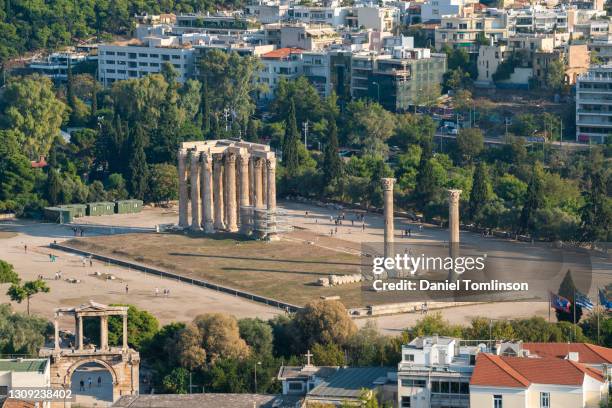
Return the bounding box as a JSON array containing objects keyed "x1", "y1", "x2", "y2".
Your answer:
[
  {"x1": 87, "y1": 377, "x2": 92, "y2": 389},
  {"x1": 79, "y1": 380, "x2": 85, "y2": 391},
  {"x1": 155, "y1": 287, "x2": 159, "y2": 297},
  {"x1": 97, "y1": 376, "x2": 102, "y2": 387},
  {"x1": 125, "y1": 284, "x2": 129, "y2": 294},
  {"x1": 24, "y1": 244, "x2": 27, "y2": 253}
]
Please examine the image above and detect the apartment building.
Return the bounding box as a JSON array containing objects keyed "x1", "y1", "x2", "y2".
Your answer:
[
  {"x1": 246, "y1": 2, "x2": 289, "y2": 24},
  {"x1": 435, "y1": 13, "x2": 509, "y2": 52},
  {"x1": 172, "y1": 14, "x2": 254, "y2": 35},
  {"x1": 507, "y1": 7, "x2": 569, "y2": 34},
  {"x1": 470, "y1": 353, "x2": 609, "y2": 408},
  {"x1": 590, "y1": 35, "x2": 612, "y2": 63},
  {"x1": 286, "y1": 5, "x2": 350, "y2": 26},
  {"x1": 0, "y1": 358, "x2": 51, "y2": 408},
  {"x1": 576, "y1": 64, "x2": 612, "y2": 143},
  {"x1": 420, "y1": 0, "x2": 478, "y2": 23},
  {"x1": 280, "y1": 25, "x2": 342, "y2": 50},
  {"x1": 354, "y1": 6, "x2": 400, "y2": 32},
  {"x1": 397, "y1": 336, "x2": 479, "y2": 408},
  {"x1": 351, "y1": 44, "x2": 446, "y2": 111},
  {"x1": 98, "y1": 38, "x2": 196, "y2": 86},
  {"x1": 28, "y1": 51, "x2": 90, "y2": 80}
]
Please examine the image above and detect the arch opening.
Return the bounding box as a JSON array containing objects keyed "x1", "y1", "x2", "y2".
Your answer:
[{"x1": 68, "y1": 361, "x2": 115, "y2": 406}]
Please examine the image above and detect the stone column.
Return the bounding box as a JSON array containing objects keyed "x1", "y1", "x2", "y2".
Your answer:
[
  {"x1": 178, "y1": 150, "x2": 189, "y2": 228},
  {"x1": 448, "y1": 189, "x2": 462, "y2": 278},
  {"x1": 201, "y1": 154, "x2": 214, "y2": 233},
  {"x1": 381, "y1": 178, "x2": 396, "y2": 263},
  {"x1": 262, "y1": 161, "x2": 268, "y2": 208},
  {"x1": 190, "y1": 153, "x2": 202, "y2": 231},
  {"x1": 213, "y1": 154, "x2": 225, "y2": 230},
  {"x1": 77, "y1": 316, "x2": 83, "y2": 350},
  {"x1": 54, "y1": 316, "x2": 60, "y2": 350},
  {"x1": 100, "y1": 315, "x2": 108, "y2": 351},
  {"x1": 448, "y1": 189, "x2": 462, "y2": 245},
  {"x1": 249, "y1": 158, "x2": 255, "y2": 205},
  {"x1": 254, "y1": 158, "x2": 264, "y2": 208},
  {"x1": 122, "y1": 314, "x2": 128, "y2": 351},
  {"x1": 238, "y1": 153, "x2": 251, "y2": 235},
  {"x1": 266, "y1": 158, "x2": 278, "y2": 240},
  {"x1": 225, "y1": 153, "x2": 238, "y2": 232}
]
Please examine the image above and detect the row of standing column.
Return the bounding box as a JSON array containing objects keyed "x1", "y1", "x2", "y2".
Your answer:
[{"x1": 178, "y1": 150, "x2": 276, "y2": 232}]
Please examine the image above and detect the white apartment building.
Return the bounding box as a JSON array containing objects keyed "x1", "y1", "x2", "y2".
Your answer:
[
  {"x1": 28, "y1": 51, "x2": 89, "y2": 80},
  {"x1": 0, "y1": 358, "x2": 51, "y2": 408},
  {"x1": 355, "y1": 6, "x2": 400, "y2": 32},
  {"x1": 397, "y1": 336, "x2": 478, "y2": 408},
  {"x1": 435, "y1": 13, "x2": 509, "y2": 52},
  {"x1": 258, "y1": 47, "x2": 332, "y2": 99},
  {"x1": 576, "y1": 65, "x2": 612, "y2": 143},
  {"x1": 279, "y1": 25, "x2": 342, "y2": 50},
  {"x1": 507, "y1": 7, "x2": 569, "y2": 34},
  {"x1": 421, "y1": 0, "x2": 477, "y2": 23},
  {"x1": 98, "y1": 38, "x2": 197, "y2": 86},
  {"x1": 247, "y1": 3, "x2": 289, "y2": 24},
  {"x1": 287, "y1": 5, "x2": 350, "y2": 26}
]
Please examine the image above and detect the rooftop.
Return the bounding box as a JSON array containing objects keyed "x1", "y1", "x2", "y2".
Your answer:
[
  {"x1": 111, "y1": 394, "x2": 300, "y2": 408},
  {"x1": 0, "y1": 359, "x2": 48, "y2": 374},
  {"x1": 523, "y1": 343, "x2": 612, "y2": 364},
  {"x1": 277, "y1": 365, "x2": 338, "y2": 380},
  {"x1": 262, "y1": 47, "x2": 303, "y2": 59},
  {"x1": 308, "y1": 367, "x2": 393, "y2": 399},
  {"x1": 470, "y1": 353, "x2": 605, "y2": 388}
]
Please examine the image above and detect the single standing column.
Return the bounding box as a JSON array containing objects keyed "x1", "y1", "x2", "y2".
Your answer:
[
  {"x1": 262, "y1": 161, "x2": 268, "y2": 207},
  {"x1": 77, "y1": 316, "x2": 84, "y2": 350},
  {"x1": 190, "y1": 153, "x2": 202, "y2": 231},
  {"x1": 239, "y1": 153, "x2": 251, "y2": 235},
  {"x1": 225, "y1": 153, "x2": 238, "y2": 232},
  {"x1": 266, "y1": 158, "x2": 278, "y2": 240},
  {"x1": 381, "y1": 178, "x2": 396, "y2": 267},
  {"x1": 254, "y1": 158, "x2": 264, "y2": 208},
  {"x1": 201, "y1": 154, "x2": 214, "y2": 233},
  {"x1": 448, "y1": 189, "x2": 462, "y2": 280},
  {"x1": 122, "y1": 314, "x2": 128, "y2": 351},
  {"x1": 54, "y1": 316, "x2": 60, "y2": 350},
  {"x1": 100, "y1": 315, "x2": 108, "y2": 351},
  {"x1": 178, "y1": 150, "x2": 189, "y2": 228},
  {"x1": 213, "y1": 154, "x2": 226, "y2": 230},
  {"x1": 249, "y1": 158, "x2": 255, "y2": 205}
]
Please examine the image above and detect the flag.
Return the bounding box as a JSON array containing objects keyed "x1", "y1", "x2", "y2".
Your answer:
[
  {"x1": 550, "y1": 292, "x2": 571, "y2": 313},
  {"x1": 575, "y1": 292, "x2": 594, "y2": 311},
  {"x1": 599, "y1": 289, "x2": 612, "y2": 310}
]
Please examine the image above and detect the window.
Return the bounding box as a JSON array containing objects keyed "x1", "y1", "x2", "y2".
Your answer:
[
  {"x1": 401, "y1": 396, "x2": 411, "y2": 408},
  {"x1": 401, "y1": 379, "x2": 426, "y2": 387},
  {"x1": 540, "y1": 392, "x2": 549, "y2": 408},
  {"x1": 494, "y1": 395, "x2": 502, "y2": 408},
  {"x1": 105, "y1": 51, "x2": 115, "y2": 55},
  {"x1": 172, "y1": 54, "x2": 181, "y2": 60},
  {"x1": 138, "y1": 53, "x2": 148, "y2": 57},
  {"x1": 404, "y1": 354, "x2": 415, "y2": 362},
  {"x1": 288, "y1": 382, "x2": 302, "y2": 391},
  {"x1": 432, "y1": 381, "x2": 440, "y2": 393},
  {"x1": 129, "y1": 53, "x2": 137, "y2": 58},
  {"x1": 162, "y1": 55, "x2": 170, "y2": 61}
]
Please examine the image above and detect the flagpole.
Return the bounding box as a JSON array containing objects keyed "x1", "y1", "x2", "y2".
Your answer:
[{"x1": 573, "y1": 287, "x2": 576, "y2": 342}]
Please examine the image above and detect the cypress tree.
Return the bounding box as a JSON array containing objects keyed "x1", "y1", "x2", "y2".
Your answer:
[
  {"x1": 246, "y1": 117, "x2": 258, "y2": 142},
  {"x1": 519, "y1": 163, "x2": 545, "y2": 235},
  {"x1": 90, "y1": 82, "x2": 98, "y2": 126},
  {"x1": 46, "y1": 168, "x2": 62, "y2": 206},
  {"x1": 581, "y1": 164, "x2": 610, "y2": 243},
  {"x1": 127, "y1": 125, "x2": 149, "y2": 200},
  {"x1": 282, "y1": 99, "x2": 300, "y2": 177},
  {"x1": 201, "y1": 80, "x2": 211, "y2": 137},
  {"x1": 323, "y1": 115, "x2": 342, "y2": 184},
  {"x1": 66, "y1": 60, "x2": 75, "y2": 111},
  {"x1": 468, "y1": 162, "x2": 490, "y2": 223}
]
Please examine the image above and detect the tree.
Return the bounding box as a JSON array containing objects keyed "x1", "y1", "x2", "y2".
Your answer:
[
  {"x1": 322, "y1": 115, "x2": 342, "y2": 185},
  {"x1": 162, "y1": 367, "x2": 189, "y2": 394},
  {"x1": 545, "y1": 59, "x2": 565, "y2": 93},
  {"x1": 294, "y1": 300, "x2": 357, "y2": 348},
  {"x1": 46, "y1": 169, "x2": 63, "y2": 206},
  {"x1": 282, "y1": 99, "x2": 301, "y2": 177},
  {"x1": 556, "y1": 270, "x2": 583, "y2": 324},
  {"x1": 147, "y1": 164, "x2": 178, "y2": 204},
  {"x1": 312, "y1": 342, "x2": 345, "y2": 366},
  {"x1": 191, "y1": 313, "x2": 250, "y2": 363},
  {"x1": 238, "y1": 318, "x2": 273, "y2": 357},
  {"x1": 343, "y1": 100, "x2": 394, "y2": 157},
  {"x1": 127, "y1": 125, "x2": 149, "y2": 200},
  {"x1": 7, "y1": 279, "x2": 50, "y2": 315},
  {"x1": 0, "y1": 304, "x2": 50, "y2": 356},
  {"x1": 456, "y1": 128, "x2": 484, "y2": 162},
  {"x1": 519, "y1": 163, "x2": 546, "y2": 235},
  {"x1": 0, "y1": 260, "x2": 20, "y2": 284},
  {"x1": 0, "y1": 75, "x2": 67, "y2": 159},
  {"x1": 468, "y1": 162, "x2": 492, "y2": 222},
  {"x1": 581, "y1": 161, "x2": 611, "y2": 244}
]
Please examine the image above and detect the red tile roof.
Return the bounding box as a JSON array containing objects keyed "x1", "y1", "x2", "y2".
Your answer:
[
  {"x1": 262, "y1": 47, "x2": 303, "y2": 59},
  {"x1": 471, "y1": 354, "x2": 606, "y2": 388},
  {"x1": 523, "y1": 343, "x2": 612, "y2": 365}
]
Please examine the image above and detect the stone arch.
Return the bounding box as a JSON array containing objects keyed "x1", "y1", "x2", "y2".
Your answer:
[{"x1": 62, "y1": 357, "x2": 118, "y2": 388}]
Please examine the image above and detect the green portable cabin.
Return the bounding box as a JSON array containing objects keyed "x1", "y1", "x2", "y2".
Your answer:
[
  {"x1": 87, "y1": 202, "x2": 115, "y2": 216},
  {"x1": 115, "y1": 199, "x2": 143, "y2": 214},
  {"x1": 59, "y1": 204, "x2": 87, "y2": 218},
  {"x1": 44, "y1": 207, "x2": 74, "y2": 224}
]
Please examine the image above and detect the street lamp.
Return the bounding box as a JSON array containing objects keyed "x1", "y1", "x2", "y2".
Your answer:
[
  {"x1": 254, "y1": 361, "x2": 262, "y2": 393},
  {"x1": 372, "y1": 81, "x2": 380, "y2": 103}
]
